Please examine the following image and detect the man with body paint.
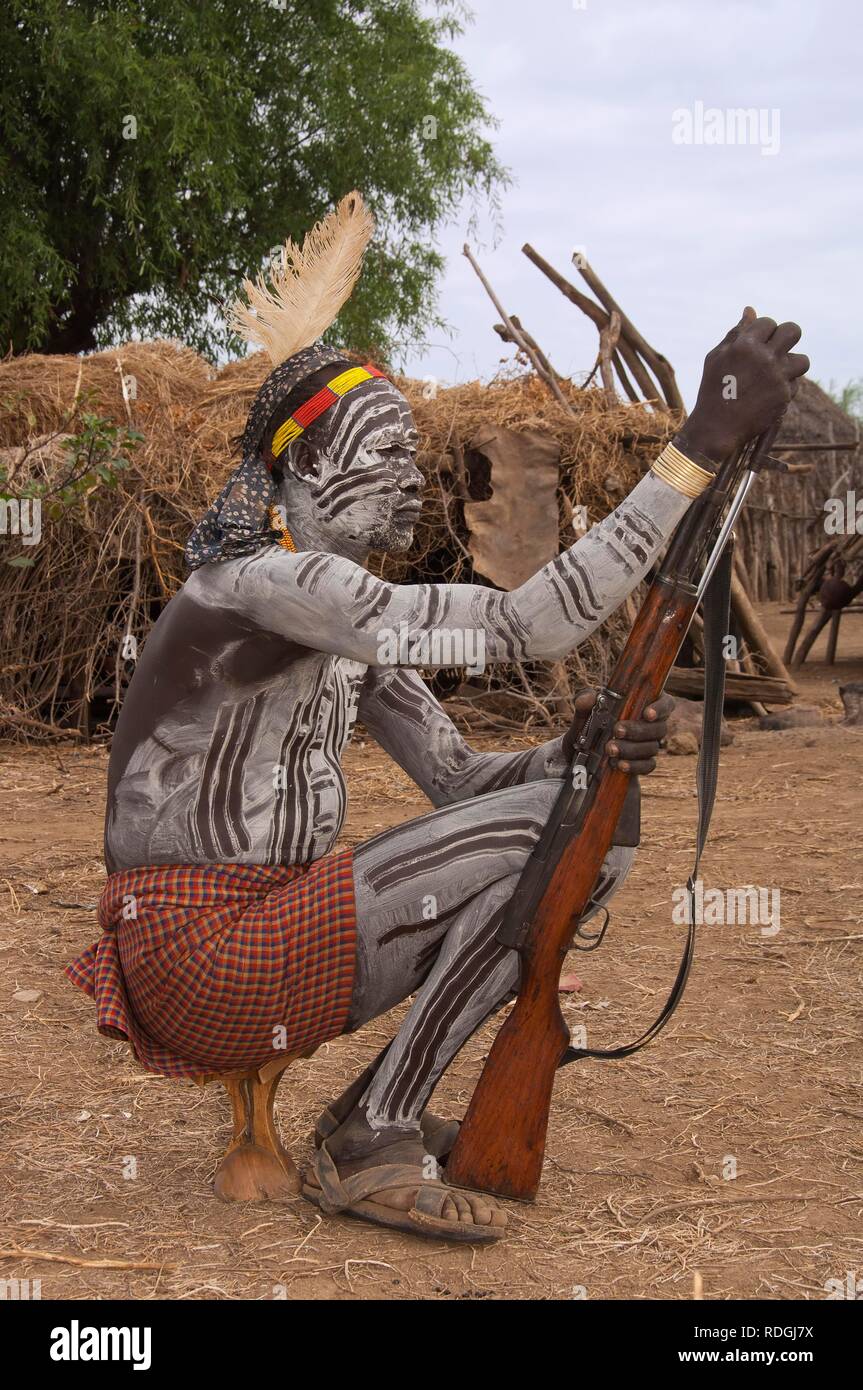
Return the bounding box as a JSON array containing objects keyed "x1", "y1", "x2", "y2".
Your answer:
[{"x1": 68, "y1": 195, "x2": 808, "y2": 1241}]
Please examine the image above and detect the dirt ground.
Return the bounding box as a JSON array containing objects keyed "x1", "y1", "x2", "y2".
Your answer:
[{"x1": 1, "y1": 602, "x2": 861, "y2": 1301}]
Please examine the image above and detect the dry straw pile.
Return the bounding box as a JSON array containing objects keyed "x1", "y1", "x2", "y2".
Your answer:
[{"x1": 0, "y1": 341, "x2": 672, "y2": 740}]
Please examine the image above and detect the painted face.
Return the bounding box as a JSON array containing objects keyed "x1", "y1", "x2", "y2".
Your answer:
[{"x1": 281, "y1": 379, "x2": 423, "y2": 553}]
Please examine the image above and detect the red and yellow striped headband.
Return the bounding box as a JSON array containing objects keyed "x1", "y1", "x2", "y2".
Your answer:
[{"x1": 268, "y1": 361, "x2": 387, "y2": 460}]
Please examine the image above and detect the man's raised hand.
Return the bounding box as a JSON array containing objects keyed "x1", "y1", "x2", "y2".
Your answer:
[{"x1": 677, "y1": 306, "x2": 809, "y2": 467}]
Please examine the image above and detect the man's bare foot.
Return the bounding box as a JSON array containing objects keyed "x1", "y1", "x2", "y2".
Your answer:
[{"x1": 304, "y1": 1105, "x2": 507, "y2": 1242}]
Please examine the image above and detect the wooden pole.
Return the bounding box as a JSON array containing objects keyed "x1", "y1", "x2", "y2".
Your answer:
[
  {"x1": 792, "y1": 607, "x2": 832, "y2": 666},
  {"x1": 730, "y1": 559, "x2": 799, "y2": 692},
  {"x1": 825, "y1": 610, "x2": 842, "y2": 665},
  {"x1": 784, "y1": 570, "x2": 824, "y2": 664},
  {"x1": 521, "y1": 243, "x2": 665, "y2": 406},
  {"x1": 598, "y1": 310, "x2": 622, "y2": 405},
  {"x1": 463, "y1": 244, "x2": 574, "y2": 413},
  {"x1": 570, "y1": 253, "x2": 686, "y2": 413},
  {"x1": 493, "y1": 315, "x2": 562, "y2": 383},
  {"x1": 611, "y1": 350, "x2": 639, "y2": 403}
]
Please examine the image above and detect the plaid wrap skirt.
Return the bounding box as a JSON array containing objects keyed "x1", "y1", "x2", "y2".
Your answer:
[{"x1": 65, "y1": 853, "x2": 357, "y2": 1079}]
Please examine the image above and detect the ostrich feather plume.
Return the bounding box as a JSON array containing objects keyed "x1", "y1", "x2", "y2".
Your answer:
[{"x1": 229, "y1": 191, "x2": 374, "y2": 365}]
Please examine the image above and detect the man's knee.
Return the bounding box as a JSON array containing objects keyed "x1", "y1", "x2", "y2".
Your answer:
[{"x1": 353, "y1": 776, "x2": 562, "y2": 920}]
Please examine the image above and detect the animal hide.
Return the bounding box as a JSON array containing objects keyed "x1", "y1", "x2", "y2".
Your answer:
[{"x1": 463, "y1": 426, "x2": 561, "y2": 590}]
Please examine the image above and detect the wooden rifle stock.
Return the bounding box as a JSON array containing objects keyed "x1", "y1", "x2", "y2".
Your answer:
[{"x1": 446, "y1": 573, "x2": 700, "y2": 1200}]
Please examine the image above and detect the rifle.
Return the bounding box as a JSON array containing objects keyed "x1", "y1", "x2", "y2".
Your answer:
[{"x1": 445, "y1": 421, "x2": 785, "y2": 1202}]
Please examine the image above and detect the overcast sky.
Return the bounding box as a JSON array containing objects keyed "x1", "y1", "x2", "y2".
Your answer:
[{"x1": 401, "y1": 0, "x2": 862, "y2": 406}]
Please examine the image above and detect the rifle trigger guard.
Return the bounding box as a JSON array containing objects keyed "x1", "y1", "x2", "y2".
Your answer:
[{"x1": 573, "y1": 903, "x2": 610, "y2": 952}]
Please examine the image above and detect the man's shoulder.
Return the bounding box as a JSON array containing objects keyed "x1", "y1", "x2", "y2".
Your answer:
[
  {"x1": 181, "y1": 547, "x2": 294, "y2": 616},
  {"x1": 186, "y1": 545, "x2": 370, "y2": 598}
]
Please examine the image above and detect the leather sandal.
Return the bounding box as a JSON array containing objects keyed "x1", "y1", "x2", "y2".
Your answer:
[{"x1": 303, "y1": 1138, "x2": 506, "y2": 1243}]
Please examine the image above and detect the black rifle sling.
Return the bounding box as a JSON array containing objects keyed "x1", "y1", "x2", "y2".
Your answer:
[{"x1": 559, "y1": 540, "x2": 734, "y2": 1066}]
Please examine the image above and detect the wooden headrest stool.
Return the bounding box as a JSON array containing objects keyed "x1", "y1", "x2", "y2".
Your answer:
[{"x1": 195, "y1": 1049, "x2": 316, "y2": 1203}]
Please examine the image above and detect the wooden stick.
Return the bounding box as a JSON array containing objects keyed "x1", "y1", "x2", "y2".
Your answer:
[
  {"x1": 493, "y1": 315, "x2": 562, "y2": 383},
  {"x1": 730, "y1": 558, "x2": 798, "y2": 692},
  {"x1": 785, "y1": 532, "x2": 863, "y2": 660},
  {"x1": 522, "y1": 243, "x2": 664, "y2": 406},
  {"x1": 798, "y1": 540, "x2": 838, "y2": 587},
  {"x1": 570, "y1": 252, "x2": 686, "y2": 413},
  {"x1": 463, "y1": 244, "x2": 574, "y2": 413},
  {"x1": 666, "y1": 667, "x2": 793, "y2": 704},
  {"x1": 772, "y1": 441, "x2": 860, "y2": 452},
  {"x1": 825, "y1": 610, "x2": 842, "y2": 665},
  {"x1": 0, "y1": 1246, "x2": 172, "y2": 1270},
  {"x1": 538, "y1": 660, "x2": 575, "y2": 721},
  {"x1": 0, "y1": 709, "x2": 85, "y2": 739},
  {"x1": 723, "y1": 649, "x2": 766, "y2": 716},
  {"x1": 598, "y1": 310, "x2": 622, "y2": 405},
  {"x1": 791, "y1": 607, "x2": 832, "y2": 666},
  {"x1": 782, "y1": 604, "x2": 863, "y2": 614},
  {"x1": 784, "y1": 576, "x2": 822, "y2": 664},
  {"x1": 611, "y1": 349, "x2": 640, "y2": 403},
  {"x1": 733, "y1": 550, "x2": 754, "y2": 600}
]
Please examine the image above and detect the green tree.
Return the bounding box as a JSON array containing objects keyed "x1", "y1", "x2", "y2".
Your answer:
[{"x1": 0, "y1": 0, "x2": 506, "y2": 358}]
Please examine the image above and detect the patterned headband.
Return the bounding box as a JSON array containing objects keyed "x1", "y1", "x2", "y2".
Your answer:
[{"x1": 268, "y1": 361, "x2": 387, "y2": 461}]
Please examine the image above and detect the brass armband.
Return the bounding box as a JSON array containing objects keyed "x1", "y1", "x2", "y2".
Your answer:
[{"x1": 650, "y1": 442, "x2": 715, "y2": 499}]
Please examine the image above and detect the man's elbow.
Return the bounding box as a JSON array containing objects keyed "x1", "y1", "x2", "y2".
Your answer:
[{"x1": 524, "y1": 633, "x2": 577, "y2": 663}]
